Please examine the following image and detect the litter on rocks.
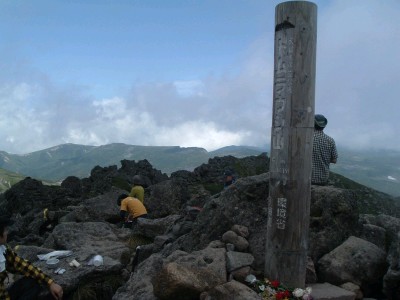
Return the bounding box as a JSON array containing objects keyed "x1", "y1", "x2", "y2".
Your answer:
[
  {"x1": 54, "y1": 268, "x2": 66, "y2": 275},
  {"x1": 69, "y1": 259, "x2": 81, "y2": 267},
  {"x1": 37, "y1": 250, "x2": 73, "y2": 261}
]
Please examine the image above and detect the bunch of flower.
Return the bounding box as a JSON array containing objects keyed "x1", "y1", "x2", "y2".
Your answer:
[{"x1": 245, "y1": 275, "x2": 313, "y2": 300}]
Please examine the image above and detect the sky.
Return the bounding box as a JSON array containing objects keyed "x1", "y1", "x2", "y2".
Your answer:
[{"x1": 0, "y1": 0, "x2": 399, "y2": 154}]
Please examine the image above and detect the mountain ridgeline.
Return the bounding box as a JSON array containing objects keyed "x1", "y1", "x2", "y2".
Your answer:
[
  {"x1": 0, "y1": 143, "x2": 265, "y2": 182},
  {"x1": 0, "y1": 143, "x2": 399, "y2": 197}
]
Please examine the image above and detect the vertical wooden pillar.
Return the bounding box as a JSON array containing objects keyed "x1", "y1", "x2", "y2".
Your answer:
[{"x1": 265, "y1": 1, "x2": 317, "y2": 288}]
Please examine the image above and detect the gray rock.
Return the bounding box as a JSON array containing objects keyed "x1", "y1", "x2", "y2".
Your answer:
[
  {"x1": 137, "y1": 214, "x2": 181, "y2": 239},
  {"x1": 153, "y1": 261, "x2": 225, "y2": 300},
  {"x1": 146, "y1": 180, "x2": 188, "y2": 218},
  {"x1": 200, "y1": 280, "x2": 262, "y2": 300},
  {"x1": 60, "y1": 188, "x2": 124, "y2": 224},
  {"x1": 222, "y1": 230, "x2": 249, "y2": 252},
  {"x1": 42, "y1": 222, "x2": 131, "y2": 264},
  {"x1": 309, "y1": 282, "x2": 356, "y2": 300},
  {"x1": 226, "y1": 251, "x2": 254, "y2": 272},
  {"x1": 360, "y1": 214, "x2": 400, "y2": 243},
  {"x1": 309, "y1": 186, "x2": 361, "y2": 263},
  {"x1": 360, "y1": 223, "x2": 386, "y2": 250},
  {"x1": 230, "y1": 266, "x2": 252, "y2": 283},
  {"x1": 113, "y1": 254, "x2": 164, "y2": 300},
  {"x1": 383, "y1": 232, "x2": 400, "y2": 299},
  {"x1": 152, "y1": 247, "x2": 227, "y2": 299},
  {"x1": 318, "y1": 236, "x2": 388, "y2": 296},
  {"x1": 166, "y1": 247, "x2": 227, "y2": 282},
  {"x1": 340, "y1": 282, "x2": 363, "y2": 299},
  {"x1": 231, "y1": 225, "x2": 249, "y2": 239}
]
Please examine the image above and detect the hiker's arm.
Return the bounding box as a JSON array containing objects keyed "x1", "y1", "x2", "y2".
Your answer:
[{"x1": 120, "y1": 210, "x2": 128, "y2": 219}]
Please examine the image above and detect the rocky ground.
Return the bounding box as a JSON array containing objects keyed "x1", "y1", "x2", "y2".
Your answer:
[{"x1": 0, "y1": 153, "x2": 399, "y2": 300}]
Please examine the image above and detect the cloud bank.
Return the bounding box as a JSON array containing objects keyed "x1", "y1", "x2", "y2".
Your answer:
[{"x1": 0, "y1": 0, "x2": 399, "y2": 154}]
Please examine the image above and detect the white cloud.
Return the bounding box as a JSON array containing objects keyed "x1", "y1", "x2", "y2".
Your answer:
[
  {"x1": 153, "y1": 121, "x2": 249, "y2": 150},
  {"x1": 0, "y1": 0, "x2": 399, "y2": 155}
]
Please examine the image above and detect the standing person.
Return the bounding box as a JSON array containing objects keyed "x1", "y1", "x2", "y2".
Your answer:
[
  {"x1": 129, "y1": 175, "x2": 145, "y2": 204},
  {"x1": 312, "y1": 114, "x2": 338, "y2": 185},
  {"x1": 0, "y1": 217, "x2": 64, "y2": 300},
  {"x1": 117, "y1": 194, "x2": 148, "y2": 228}
]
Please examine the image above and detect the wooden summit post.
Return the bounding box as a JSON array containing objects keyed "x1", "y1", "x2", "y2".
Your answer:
[{"x1": 265, "y1": 1, "x2": 317, "y2": 288}]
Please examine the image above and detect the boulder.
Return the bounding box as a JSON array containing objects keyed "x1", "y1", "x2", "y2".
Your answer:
[
  {"x1": 136, "y1": 214, "x2": 181, "y2": 239},
  {"x1": 146, "y1": 180, "x2": 189, "y2": 218},
  {"x1": 317, "y1": 236, "x2": 388, "y2": 296},
  {"x1": 60, "y1": 188, "x2": 124, "y2": 224},
  {"x1": 226, "y1": 252, "x2": 255, "y2": 272},
  {"x1": 153, "y1": 262, "x2": 224, "y2": 300},
  {"x1": 221, "y1": 230, "x2": 249, "y2": 252},
  {"x1": 383, "y1": 232, "x2": 400, "y2": 299},
  {"x1": 359, "y1": 223, "x2": 386, "y2": 250},
  {"x1": 42, "y1": 222, "x2": 131, "y2": 264},
  {"x1": 61, "y1": 176, "x2": 83, "y2": 198},
  {"x1": 113, "y1": 254, "x2": 164, "y2": 300},
  {"x1": 340, "y1": 282, "x2": 363, "y2": 299},
  {"x1": 309, "y1": 282, "x2": 356, "y2": 300},
  {"x1": 15, "y1": 244, "x2": 126, "y2": 299},
  {"x1": 309, "y1": 186, "x2": 361, "y2": 262},
  {"x1": 231, "y1": 225, "x2": 250, "y2": 239},
  {"x1": 152, "y1": 247, "x2": 227, "y2": 300},
  {"x1": 119, "y1": 159, "x2": 169, "y2": 187},
  {"x1": 360, "y1": 214, "x2": 400, "y2": 248}
]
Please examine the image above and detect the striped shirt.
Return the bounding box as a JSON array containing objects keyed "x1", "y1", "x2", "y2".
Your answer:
[
  {"x1": 312, "y1": 130, "x2": 338, "y2": 185},
  {"x1": 0, "y1": 246, "x2": 53, "y2": 300}
]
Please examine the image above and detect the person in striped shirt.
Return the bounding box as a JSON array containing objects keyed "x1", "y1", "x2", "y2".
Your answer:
[{"x1": 0, "y1": 217, "x2": 63, "y2": 300}]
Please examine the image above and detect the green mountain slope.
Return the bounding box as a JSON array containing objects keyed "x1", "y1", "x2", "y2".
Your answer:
[{"x1": 0, "y1": 168, "x2": 26, "y2": 193}]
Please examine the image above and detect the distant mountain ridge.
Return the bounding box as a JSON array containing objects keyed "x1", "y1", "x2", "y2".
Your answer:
[
  {"x1": 0, "y1": 143, "x2": 265, "y2": 182},
  {"x1": 0, "y1": 143, "x2": 399, "y2": 197}
]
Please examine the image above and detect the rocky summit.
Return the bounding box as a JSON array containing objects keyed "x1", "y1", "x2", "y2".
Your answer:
[{"x1": 0, "y1": 153, "x2": 399, "y2": 300}]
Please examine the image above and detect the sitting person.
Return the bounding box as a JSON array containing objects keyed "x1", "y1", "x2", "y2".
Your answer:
[
  {"x1": 129, "y1": 175, "x2": 145, "y2": 204},
  {"x1": 39, "y1": 208, "x2": 58, "y2": 236},
  {"x1": 117, "y1": 194, "x2": 148, "y2": 228},
  {"x1": 312, "y1": 114, "x2": 338, "y2": 185},
  {"x1": 223, "y1": 169, "x2": 236, "y2": 188},
  {"x1": 0, "y1": 217, "x2": 63, "y2": 299}
]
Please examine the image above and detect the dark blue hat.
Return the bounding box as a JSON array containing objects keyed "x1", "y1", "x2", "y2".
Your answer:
[{"x1": 315, "y1": 114, "x2": 328, "y2": 128}]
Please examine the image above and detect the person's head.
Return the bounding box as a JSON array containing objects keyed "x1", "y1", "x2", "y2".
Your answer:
[
  {"x1": 132, "y1": 175, "x2": 143, "y2": 186},
  {"x1": 0, "y1": 216, "x2": 13, "y2": 245},
  {"x1": 314, "y1": 114, "x2": 328, "y2": 130},
  {"x1": 117, "y1": 194, "x2": 129, "y2": 206}
]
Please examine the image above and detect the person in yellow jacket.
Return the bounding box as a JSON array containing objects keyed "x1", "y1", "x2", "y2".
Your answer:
[
  {"x1": 117, "y1": 194, "x2": 148, "y2": 228},
  {"x1": 129, "y1": 175, "x2": 145, "y2": 204}
]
